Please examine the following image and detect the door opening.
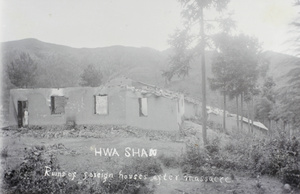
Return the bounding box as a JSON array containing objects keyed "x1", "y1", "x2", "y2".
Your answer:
[{"x1": 17, "y1": 101, "x2": 28, "y2": 128}]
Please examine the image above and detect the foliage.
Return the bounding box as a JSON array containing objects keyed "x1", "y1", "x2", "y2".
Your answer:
[
  {"x1": 80, "y1": 64, "x2": 103, "y2": 87},
  {"x1": 255, "y1": 76, "x2": 276, "y2": 123},
  {"x1": 6, "y1": 52, "x2": 38, "y2": 88},
  {"x1": 98, "y1": 175, "x2": 152, "y2": 194},
  {"x1": 250, "y1": 133, "x2": 300, "y2": 187},
  {"x1": 209, "y1": 33, "x2": 262, "y2": 131},
  {"x1": 278, "y1": 65, "x2": 300, "y2": 129},
  {"x1": 261, "y1": 76, "x2": 276, "y2": 103},
  {"x1": 290, "y1": 0, "x2": 300, "y2": 56},
  {"x1": 181, "y1": 137, "x2": 224, "y2": 177},
  {"x1": 181, "y1": 128, "x2": 300, "y2": 188},
  {"x1": 123, "y1": 158, "x2": 163, "y2": 177},
  {"x1": 255, "y1": 97, "x2": 273, "y2": 122},
  {"x1": 3, "y1": 145, "x2": 63, "y2": 194},
  {"x1": 211, "y1": 33, "x2": 261, "y2": 99},
  {"x1": 162, "y1": 28, "x2": 194, "y2": 82},
  {"x1": 162, "y1": 0, "x2": 232, "y2": 82},
  {"x1": 170, "y1": 0, "x2": 232, "y2": 146},
  {"x1": 158, "y1": 154, "x2": 180, "y2": 168},
  {"x1": 225, "y1": 131, "x2": 300, "y2": 187},
  {"x1": 3, "y1": 145, "x2": 159, "y2": 193},
  {"x1": 179, "y1": 0, "x2": 230, "y2": 21},
  {"x1": 273, "y1": 0, "x2": 300, "y2": 130}
]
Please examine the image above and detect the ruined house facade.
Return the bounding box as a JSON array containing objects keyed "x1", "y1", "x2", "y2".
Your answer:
[{"x1": 9, "y1": 77, "x2": 201, "y2": 131}]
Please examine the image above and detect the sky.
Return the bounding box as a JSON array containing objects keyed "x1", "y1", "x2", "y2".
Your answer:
[{"x1": 0, "y1": 0, "x2": 298, "y2": 54}]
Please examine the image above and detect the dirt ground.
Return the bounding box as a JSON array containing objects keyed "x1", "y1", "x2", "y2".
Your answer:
[{"x1": 0, "y1": 125, "x2": 294, "y2": 194}]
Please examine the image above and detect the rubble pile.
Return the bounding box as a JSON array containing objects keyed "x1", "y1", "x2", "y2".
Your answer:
[{"x1": 1, "y1": 125, "x2": 179, "y2": 141}]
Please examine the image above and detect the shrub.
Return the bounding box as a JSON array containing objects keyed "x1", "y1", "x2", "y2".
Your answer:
[
  {"x1": 91, "y1": 157, "x2": 160, "y2": 193},
  {"x1": 158, "y1": 154, "x2": 180, "y2": 168},
  {"x1": 3, "y1": 145, "x2": 159, "y2": 193},
  {"x1": 250, "y1": 134, "x2": 300, "y2": 187},
  {"x1": 124, "y1": 157, "x2": 163, "y2": 177},
  {"x1": 3, "y1": 145, "x2": 65, "y2": 194},
  {"x1": 181, "y1": 137, "x2": 223, "y2": 177},
  {"x1": 101, "y1": 174, "x2": 152, "y2": 194}
]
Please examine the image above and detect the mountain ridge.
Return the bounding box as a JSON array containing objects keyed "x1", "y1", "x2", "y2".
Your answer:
[{"x1": 2, "y1": 38, "x2": 300, "y2": 112}]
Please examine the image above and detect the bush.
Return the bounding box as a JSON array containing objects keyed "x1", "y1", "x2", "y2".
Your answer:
[
  {"x1": 124, "y1": 157, "x2": 163, "y2": 177},
  {"x1": 3, "y1": 145, "x2": 65, "y2": 194},
  {"x1": 181, "y1": 137, "x2": 224, "y2": 177},
  {"x1": 223, "y1": 130, "x2": 300, "y2": 187},
  {"x1": 158, "y1": 154, "x2": 180, "y2": 168},
  {"x1": 89, "y1": 157, "x2": 160, "y2": 193},
  {"x1": 221, "y1": 133, "x2": 254, "y2": 171},
  {"x1": 3, "y1": 145, "x2": 160, "y2": 193},
  {"x1": 250, "y1": 134, "x2": 300, "y2": 187},
  {"x1": 181, "y1": 130, "x2": 300, "y2": 188}
]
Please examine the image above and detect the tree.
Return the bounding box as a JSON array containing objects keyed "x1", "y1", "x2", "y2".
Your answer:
[
  {"x1": 210, "y1": 33, "x2": 261, "y2": 132},
  {"x1": 274, "y1": 1, "x2": 300, "y2": 132},
  {"x1": 162, "y1": 28, "x2": 194, "y2": 83},
  {"x1": 255, "y1": 76, "x2": 276, "y2": 125},
  {"x1": 6, "y1": 53, "x2": 38, "y2": 88},
  {"x1": 291, "y1": 0, "x2": 300, "y2": 56},
  {"x1": 80, "y1": 64, "x2": 103, "y2": 87},
  {"x1": 209, "y1": 50, "x2": 236, "y2": 132},
  {"x1": 163, "y1": 0, "x2": 231, "y2": 145},
  {"x1": 277, "y1": 66, "x2": 300, "y2": 131}
]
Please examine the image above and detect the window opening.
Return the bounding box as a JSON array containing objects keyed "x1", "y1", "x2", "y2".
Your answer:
[
  {"x1": 139, "y1": 98, "x2": 148, "y2": 117},
  {"x1": 51, "y1": 96, "x2": 65, "y2": 114},
  {"x1": 95, "y1": 95, "x2": 108, "y2": 115}
]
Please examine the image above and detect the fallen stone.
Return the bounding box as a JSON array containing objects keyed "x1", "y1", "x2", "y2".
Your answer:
[{"x1": 283, "y1": 184, "x2": 291, "y2": 191}]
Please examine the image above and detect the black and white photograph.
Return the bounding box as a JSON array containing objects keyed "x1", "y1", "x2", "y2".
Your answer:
[{"x1": 1, "y1": 0, "x2": 300, "y2": 193}]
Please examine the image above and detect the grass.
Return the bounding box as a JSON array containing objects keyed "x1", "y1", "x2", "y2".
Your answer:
[{"x1": 1, "y1": 123, "x2": 298, "y2": 193}]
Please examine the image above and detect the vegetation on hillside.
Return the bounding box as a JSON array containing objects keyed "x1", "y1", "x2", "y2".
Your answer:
[
  {"x1": 6, "y1": 52, "x2": 37, "y2": 88},
  {"x1": 80, "y1": 64, "x2": 103, "y2": 87}
]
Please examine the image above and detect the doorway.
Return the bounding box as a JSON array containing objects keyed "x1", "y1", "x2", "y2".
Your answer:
[{"x1": 17, "y1": 101, "x2": 28, "y2": 128}]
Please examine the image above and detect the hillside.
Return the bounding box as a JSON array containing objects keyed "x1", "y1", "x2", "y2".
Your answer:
[
  {"x1": 1, "y1": 39, "x2": 300, "y2": 116},
  {"x1": 1, "y1": 39, "x2": 167, "y2": 88},
  {"x1": 263, "y1": 51, "x2": 300, "y2": 87}
]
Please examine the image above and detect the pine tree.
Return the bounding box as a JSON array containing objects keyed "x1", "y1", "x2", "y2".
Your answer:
[{"x1": 163, "y1": 0, "x2": 231, "y2": 145}]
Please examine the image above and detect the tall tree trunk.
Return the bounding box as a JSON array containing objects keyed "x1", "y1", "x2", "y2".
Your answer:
[
  {"x1": 269, "y1": 120, "x2": 272, "y2": 137},
  {"x1": 268, "y1": 119, "x2": 271, "y2": 136},
  {"x1": 251, "y1": 95, "x2": 254, "y2": 133},
  {"x1": 200, "y1": 6, "x2": 207, "y2": 145},
  {"x1": 247, "y1": 102, "x2": 251, "y2": 133},
  {"x1": 288, "y1": 123, "x2": 291, "y2": 139},
  {"x1": 223, "y1": 92, "x2": 226, "y2": 133},
  {"x1": 241, "y1": 93, "x2": 244, "y2": 131},
  {"x1": 268, "y1": 118, "x2": 272, "y2": 133},
  {"x1": 283, "y1": 121, "x2": 287, "y2": 132},
  {"x1": 236, "y1": 95, "x2": 239, "y2": 130}
]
